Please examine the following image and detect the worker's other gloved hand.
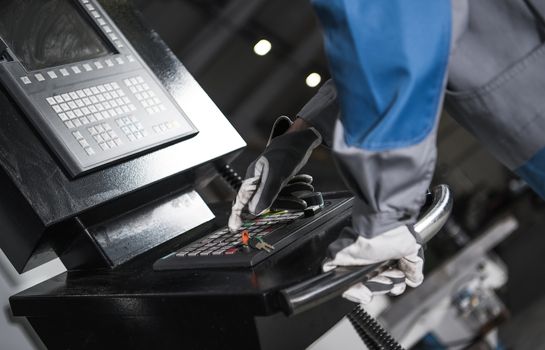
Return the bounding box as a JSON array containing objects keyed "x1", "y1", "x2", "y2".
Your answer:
[
  {"x1": 228, "y1": 116, "x2": 322, "y2": 232},
  {"x1": 323, "y1": 225, "x2": 424, "y2": 304}
]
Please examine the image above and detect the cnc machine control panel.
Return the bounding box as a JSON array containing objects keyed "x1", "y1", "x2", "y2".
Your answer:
[{"x1": 0, "y1": 0, "x2": 198, "y2": 177}]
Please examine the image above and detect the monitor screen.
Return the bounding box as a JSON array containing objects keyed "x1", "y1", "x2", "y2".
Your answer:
[{"x1": 0, "y1": 0, "x2": 115, "y2": 71}]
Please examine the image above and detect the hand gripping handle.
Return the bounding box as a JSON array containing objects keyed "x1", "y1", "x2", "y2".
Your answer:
[{"x1": 279, "y1": 185, "x2": 453, "y2": 316}]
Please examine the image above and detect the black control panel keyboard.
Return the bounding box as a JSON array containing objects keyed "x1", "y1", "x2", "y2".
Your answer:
[
  {"x1": 175, "y1": 211, "x2": 304, "y2": 258},
  {"x1": 154, "y1": 196, "x2": 353, "y2": 270}
]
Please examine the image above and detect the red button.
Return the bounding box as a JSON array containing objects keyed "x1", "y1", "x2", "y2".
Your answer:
[{"x1": 224, "y1": 247, "x2": 238, "y2": 255}]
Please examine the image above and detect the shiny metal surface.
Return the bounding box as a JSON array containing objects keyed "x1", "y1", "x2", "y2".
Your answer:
[
  {"x1": 413, "y1": 185, "x2": 453, "y2": 242},
  {"x1": 280, "y1": 185, "x2": 453, "y2": 316},
  {"x1": 91, "y1": 190, "x2": 214, "y2": 266}
]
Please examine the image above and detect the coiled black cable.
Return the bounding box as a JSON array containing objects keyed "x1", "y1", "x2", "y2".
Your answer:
[
  {"x1": 348, "y1": 305, "x2": 405, "y2": 349},
  {"x1": 348, "y1": 309, "x2": 384, "y2": 350},
  {"x1": 218, "y1": 164, "x2": 243, "y2": 191}
]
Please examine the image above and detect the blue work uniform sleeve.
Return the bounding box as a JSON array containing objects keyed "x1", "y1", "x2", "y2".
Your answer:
[
  {"x1": 311, "y1": 0, "x2": 452, "y2": 243},
  {"x1": 297, "y1": 79, "x2": 339, "y2": 148}
]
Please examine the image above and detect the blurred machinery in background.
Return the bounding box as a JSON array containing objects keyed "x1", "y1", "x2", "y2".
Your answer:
[{"x1": 383, "y1": 217, "x2": 515, "y2": 349}]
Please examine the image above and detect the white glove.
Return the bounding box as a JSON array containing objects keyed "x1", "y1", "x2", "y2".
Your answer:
[{"x1": 323, "y1": 225, "x2": 424, "y2": 304}]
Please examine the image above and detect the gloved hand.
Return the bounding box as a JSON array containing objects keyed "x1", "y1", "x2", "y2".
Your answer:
[
  {"x1": 228, "y1": 116, "x2": 322, "y2": 232},
  {"x1": 323, "y1": 225, "x2": 424, "y2": 304},
  {"x1": 271, "y1": 174, "x2": 320, "y2": 210}
]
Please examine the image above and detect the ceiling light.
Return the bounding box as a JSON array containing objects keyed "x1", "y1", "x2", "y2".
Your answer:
[
  {"x1": 305, "y1": 73, "x2": 321, "y2": 88},
  {"x1": 253, "y1": 39, "x2": 272, "y2": 56}
]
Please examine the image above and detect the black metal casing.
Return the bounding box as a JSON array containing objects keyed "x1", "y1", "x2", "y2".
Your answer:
[
  {"x1": 10, "y1": 193, "x2": 356, "y2": 350},
  {"x1": 0, "y1": 0, "x2": 245, "y2": 273}
]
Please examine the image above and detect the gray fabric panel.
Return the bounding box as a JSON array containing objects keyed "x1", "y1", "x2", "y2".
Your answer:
[
  {"x1": 448, "y1": 0, "x2": 543, "y2": 91},
  {"x1": 526, "y1": 0, "x2": 545, "y2": 23},
  {"x1": 296, "y1": 79, "x2": 339, "y2": 148},
  {"x1": 451, "y1": 0, "x2": 469, "y2": 54},
  {"x1": 332, "y1": 120, "x2": 438, "y2": 238},
  {"x1": 446, "y1": 0, "x2": 545, "y2": 169}
]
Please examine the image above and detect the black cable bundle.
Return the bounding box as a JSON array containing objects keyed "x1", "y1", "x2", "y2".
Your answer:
[
  {"x1": 218, "y1": 164, "x2": 243, "y2": 191},
  {"x1": 347, "y1": 305, "x2": 405, "y2": 350}
]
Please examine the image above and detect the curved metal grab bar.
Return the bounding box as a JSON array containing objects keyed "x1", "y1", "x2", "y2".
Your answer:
[{"x1": 279, "y1": 185, "x2": 453, "y2": 316}]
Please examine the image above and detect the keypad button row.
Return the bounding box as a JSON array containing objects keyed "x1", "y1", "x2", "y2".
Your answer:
[
  {"x1": 124, "y1": 76, "x2": 167, "y2": 115},
  {"x1": 116, "y1": 116, "x2": 149, "y2": 142},
  {"x1": 46, "y1": 82, "x2": 137, "y2": 130}
]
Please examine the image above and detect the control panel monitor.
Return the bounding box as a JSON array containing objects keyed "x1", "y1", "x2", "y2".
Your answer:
[{"x1": 0, "y1": 0, "x2": 198, "y2": 177}]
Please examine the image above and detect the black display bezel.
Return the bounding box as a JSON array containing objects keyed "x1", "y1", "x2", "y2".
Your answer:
[{"x1": 0, "y1": 0, "x2": 118, "y2": 72}]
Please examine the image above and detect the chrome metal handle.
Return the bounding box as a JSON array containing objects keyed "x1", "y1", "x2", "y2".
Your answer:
[
  {"x1": 413, "y1": 185, "x2": 453, "y2": 242},
  {"x1": 279, "y1": 185, "x2": 453, "y2": 316}
]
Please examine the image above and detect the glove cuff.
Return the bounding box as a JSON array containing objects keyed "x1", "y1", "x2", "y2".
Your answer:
[
  {"x1": 267, "y1": 116, "x2": 293, "y2": 146},
  {"x1": 351, "y1": 198, "x2": 419, "y2": 239},
  {"x1": 267, "y1": 116, "x2": 324, "y2": 148}
]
